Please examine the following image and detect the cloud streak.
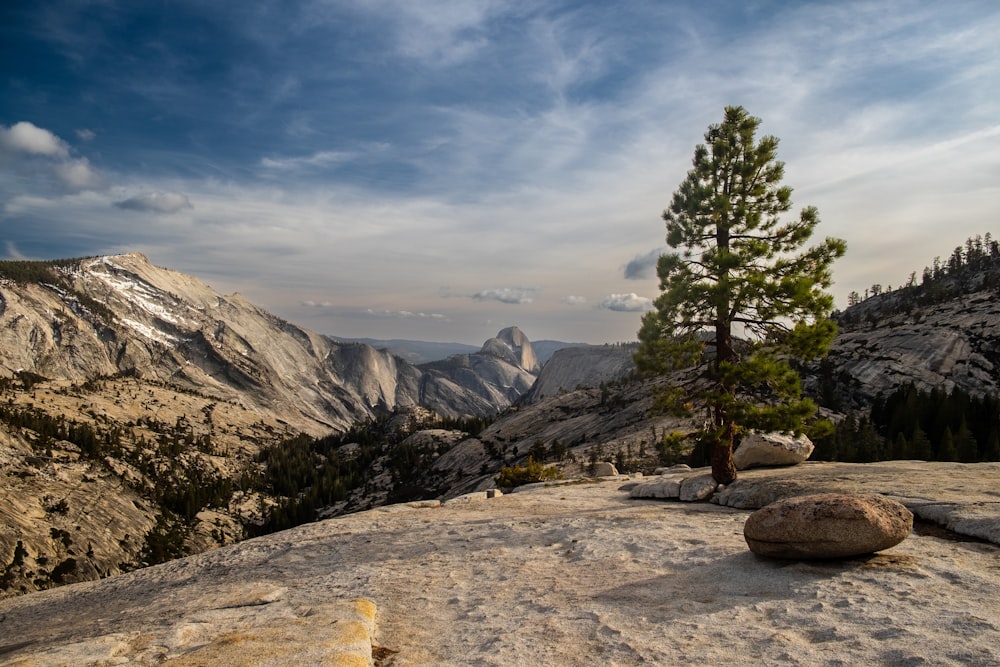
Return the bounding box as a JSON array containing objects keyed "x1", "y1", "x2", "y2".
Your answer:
[
  {"x1": 2, "y1": 1, "x2": 998, "y2": 344},
  {"x1": 114, "y1": 192, "x2": 193, "y2": 213}
]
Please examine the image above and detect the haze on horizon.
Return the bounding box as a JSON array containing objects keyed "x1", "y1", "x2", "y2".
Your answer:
[{"x1": 1, "y1": 1, "x2": 998, "y2": 346}]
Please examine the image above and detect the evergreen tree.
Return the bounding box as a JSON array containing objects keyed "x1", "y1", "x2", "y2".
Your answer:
[
  {"x1": 911, "y1": 426, "x2": 933, "y2": 461},
  {"x1": 937, "y1": 427, "x2": 958, "y2": 461},
  {"x1": 635, "y1": 106, "x2": 846, "y2": 483},
  {"x1": 891, "y1": 432, "x2": 909, "y2": 461},
  {"x1": 955, "y1": 421, "x2": 978, "y2": 462},
  {"x1": 984, "y1": 431, "x2": 1000, "y2": 462}
]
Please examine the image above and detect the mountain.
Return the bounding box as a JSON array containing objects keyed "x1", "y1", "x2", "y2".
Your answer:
[
  {"x1": 523, "y1": 343, "x2": 638, "y2": 403},
  {"x1": 416, "y1": 326, "x2": 540, "y2": 415},
  {"x1": 0, "y1": 254, "x2": 547, "y2": 596},
  {"x1": 0, "y1": 254, "x2": 539, "y2": 431},
  {"x1": 328, "y1": 335, "x2": 583, "y2": 365}
]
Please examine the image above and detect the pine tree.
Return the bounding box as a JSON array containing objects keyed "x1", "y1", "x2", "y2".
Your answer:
[
  {"x1": 635, "y1": 106, "x2": 846, "y2": 483},
  {"x1": 937, "y1": 427, "x2": 958, "y2": 461},
  {"x1": 984, "y1": 431, "x2": 1000, "y2": 462},
  {"x1": 911, "y1": 426, "x2": 933, "y2": 461},
  {"x1": 955, "y1": 420, "x2": 978, "y2": 463}
]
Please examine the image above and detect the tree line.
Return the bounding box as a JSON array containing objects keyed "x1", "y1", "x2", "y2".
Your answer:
[{"x1": 813, "y1": 383, "x2": 1000, "y2": 463}]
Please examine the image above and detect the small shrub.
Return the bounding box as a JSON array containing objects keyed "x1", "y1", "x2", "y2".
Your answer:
[{"x1": 494, "y1": 457, "x2": 563, "y2": 489}]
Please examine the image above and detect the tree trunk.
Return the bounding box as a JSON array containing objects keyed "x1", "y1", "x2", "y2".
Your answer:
[{"x1": 709, "y1": 421, "x2": 738, "y2": 485}]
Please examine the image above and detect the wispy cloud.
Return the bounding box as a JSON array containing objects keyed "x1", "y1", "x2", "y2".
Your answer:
[
  {"x1": 3, "y1": 1, "x2": 999, "y2": 344},
  {"x1": 114, "y1": 192, "x2": 193, "y2": 214},
  {"x1": 366, "y1": 309, "x2": 446, "y2": 320},
  {"x1": 260, "y1": 150, "x2": 356, "y2": 170}
]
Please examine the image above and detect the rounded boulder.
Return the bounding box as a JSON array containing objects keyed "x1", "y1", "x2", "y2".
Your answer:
[{"x1": 743, "y1": 493, "x2": 913, "y2": 559}]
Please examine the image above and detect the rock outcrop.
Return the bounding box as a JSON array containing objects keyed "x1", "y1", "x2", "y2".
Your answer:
[
  {"x1": 743, "y1": 492, "x2": 913, "y2": 559},
  {"x1": 808, "y1": 261, "x2": 1000, "y2": 407}
]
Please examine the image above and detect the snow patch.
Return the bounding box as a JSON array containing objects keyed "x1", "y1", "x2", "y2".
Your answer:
[
  {"x1": 86, "y1": 261, "x2": 190, "y2": 328},
  {"x1": 119, "y1": 317, "x2": 180, "y2": 346}
]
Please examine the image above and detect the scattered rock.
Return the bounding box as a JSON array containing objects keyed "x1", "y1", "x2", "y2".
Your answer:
[
  {"x1": 743, "y1": 493, "x2": 913, "y2": 559},
  {"x1": 679, "y1": 474, "x2": 718, "y2": 502},
  {"x1": 734, "y1": 431, "x2": 814, "y2": 470},
  {"x1": 592, "y1": 462, "x2": 619, "y2": 477},
  {"x1": 654, "y1": 464, "x2": 691, "y2": 475},
  {"x1": 629, "y1": 477, "x2": 681, "y2": 499}
]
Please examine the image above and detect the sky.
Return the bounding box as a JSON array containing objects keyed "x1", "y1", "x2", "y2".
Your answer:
[{"x1": 1, "y1": 1, "x2": 998, "y2": 346}]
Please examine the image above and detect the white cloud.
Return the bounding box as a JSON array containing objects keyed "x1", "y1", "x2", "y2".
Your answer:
[
  {"x1": 599, "y1": 293, "x2": 653, "y2": 313},
  {"x1": 55, "y1": 157, "x2": 104, "y2": 191},
  {"x1": 472, "y1": 287, "x2": 539, "y2": 305},
  {"x1": 113, "y1": 191, "x2": 192, "y2": 213},
  {"x1": 562, "y1": 295, "x2": 587, "y2": 306},
  {"x1": 0, "y1": 121, "x2": 69, "y2": 158},
  {"x1": 76, "y1": 128, "x2": 96, "y2": 141},
  {"x1": 0, "y1": 121, "x2": 104, "y2": 192}
]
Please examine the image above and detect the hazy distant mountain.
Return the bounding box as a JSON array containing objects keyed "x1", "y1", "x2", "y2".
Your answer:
[
  {"x1": 330, "y1": 335, "x2": 583, "y2": 365},
  {"x1": 327, "y1": 336, "x2": 480, "y2": 365},
  {"x1": 530, "y1": 339, "x2": 588, "y2": 365}
]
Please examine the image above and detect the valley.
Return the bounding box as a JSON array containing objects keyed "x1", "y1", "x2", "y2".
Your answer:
[{"x1": 2, "y1": 245, "x2": 999, "y2": 599}]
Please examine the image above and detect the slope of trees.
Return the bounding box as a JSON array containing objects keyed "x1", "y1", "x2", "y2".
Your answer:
[
  {"x1": 813, "y1": 383, "x2": 1000, "y2": 463},
  {"x1": 838, "y1": 233, "x2": 1000, "y2": 329}
]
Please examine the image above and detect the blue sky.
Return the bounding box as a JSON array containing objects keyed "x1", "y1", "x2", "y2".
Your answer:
[{"x1": 1, "y1": 1, "x2": 998, "y2": 345}]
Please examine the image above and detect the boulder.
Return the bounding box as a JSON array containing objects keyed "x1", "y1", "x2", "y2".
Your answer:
[
  {"x1": 629, "y1": 478, "x2": 681, "y2": 499},
  {"x1": 592, "y1": 462, "x2": 619, "y2": 477},
  {"x1": 734, "y1": 432, "x2": 814, "y2": 470},
  {"x1": 653, "y1": 464, "x2": 691, "y2": 475},
  {"x1": 679, "y1": 474, "x2": 719, "y2": 502},
  {"x1": 743, "y1": 493, "x2": 913, "y2": 559}
]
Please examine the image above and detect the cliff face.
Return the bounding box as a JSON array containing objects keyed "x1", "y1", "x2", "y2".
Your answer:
[
  {"x1": 524, "y1": 344, "x2": 637, "y2": 403},
  {"x1": 807, "y1": 275, "x2": 1000, "y2": 409}
]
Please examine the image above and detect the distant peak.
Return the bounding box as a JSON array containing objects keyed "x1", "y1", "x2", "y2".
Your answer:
[{"x1": 480, "y1": 326, "x2": 539, "y2": 372}]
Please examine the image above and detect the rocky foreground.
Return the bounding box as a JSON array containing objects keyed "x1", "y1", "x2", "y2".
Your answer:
[{"x1": 1, "y1": 461, "x2": 999, "y2": 666}]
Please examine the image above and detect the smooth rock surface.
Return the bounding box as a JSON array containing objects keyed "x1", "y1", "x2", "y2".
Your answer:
[
  {"x1": 734, "y1": 431, "x2": 814, "y2": 470},
  {"x1": 744, "y1": 493, "x2": 913, "y2": 559},
  {"x1": 2, "y1": 463, "x2": 1000, "y2": 666}
]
